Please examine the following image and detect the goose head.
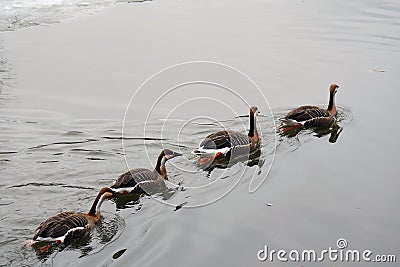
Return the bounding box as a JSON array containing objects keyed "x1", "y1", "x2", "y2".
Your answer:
[
  {"x1": 250, "y1": 106, "x2": 260, "y2": 116},
  {"x1": 329, "y1": 84, "x2": 339, "y2": 94},
  {"x1": 162, "y1": 149, "x2": 182, "y2": 161}
]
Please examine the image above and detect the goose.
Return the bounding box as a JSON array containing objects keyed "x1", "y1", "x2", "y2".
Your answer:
[
  {"x1": 30, "y1": 187, "x2": 116, "y2": 252},
  {"x1": 111, "y1": 149, "x2": 182, "y2": 194},
  {"x1": 193, "y1": 106, "x2": 260, "y2": 165},
  {"x1": 280, "y1": 84, "x2": 339, "y2": 128}
]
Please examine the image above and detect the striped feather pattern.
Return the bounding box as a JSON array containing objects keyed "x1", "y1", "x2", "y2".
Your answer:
[
  {"x1": 303, "y1": 116, "x2": 334, "y2": 128},
  {"x1": 199, "y1": 130, "x2": 250, "y2": 150},
  {"x1": 284, "y1": 106, "x2": 330, "y2": 122},
  {"x1": 33, "y1": 211, "x2": 89, "y2": 241},
  {"x1": 111, "y1": 168, "x2": 159, "y2": 189}
]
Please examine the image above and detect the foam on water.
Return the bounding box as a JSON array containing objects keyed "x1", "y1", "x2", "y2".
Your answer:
[{"x1": 0, "y1": 0, "x2": 136, "y2": 31}]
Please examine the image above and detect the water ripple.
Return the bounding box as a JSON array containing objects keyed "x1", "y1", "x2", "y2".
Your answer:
[
  {"x1": 9, "y1": 182, "x2": 94, "y2": 190},
  {"x1": 102, "y1": 136, "x2": 167, "y2": 141},
  {"x1": 28, "y1": 139, "x2": 99, "y2": 150}
]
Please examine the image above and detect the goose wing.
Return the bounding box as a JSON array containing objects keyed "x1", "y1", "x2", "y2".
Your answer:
[
  {"x1": 111, "y1": 168, "x2": 158, "y2": 189},
  {"x1": 33, "y1": 211, "x2": 88, "y2": 241},
  {"x1": 303, "y1": 116, "x2": 334, "y2": 128},
  {"x1": 199, "y1": 130, "x2": 249, "y2": 150},
  {"x1": 285, "y1": 106, "x2": 330, "y2": 122}
]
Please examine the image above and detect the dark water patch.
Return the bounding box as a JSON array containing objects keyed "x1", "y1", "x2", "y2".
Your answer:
[
  {"x1": 37, "y1": 160, "x2": 58, "y2": 163},
  {"x1": 87, "y1": 157, "x2": 105, "y2": 161},
  {"x1": 0, "y1": 201, "x2": 14, "y2": 206},
  {"x1": 71, "y1": 148, "x2": 116, "y2": 160},
  {"x1": 72, "y1": 148, "x2": 100, "y2": 152},
  {"x1": 0, "y1": 238, "x2": 18, "y2": 246},
  {"x1": 128, "y1": 0, "x2": 153, "y2": 3},
  {"x1": 0, "y1": 151, "x2": 17, "y2": 154},
  {"x1": 102, "y1": 136, "x2": 167, "y2": 141},
  {"x1": 112, "y1": 248, "x2": 127, "y2": 259},
  {"x1": 28, "y1": 139, "x2": 99, "y2": 150},
  {"x1": 9, "y1": 182, "x2": 63, "y2": 188},
  {"x1": 9, "y1": 182, "x2": 93, "y2": 190},
  {"x1": 113, "y1": 194, "x2": 141, "y2": 210},
  {"x1": 52, "y1": 152, "x2": 63, "y2": 156},
  {"x1": 61, "y1": 185, "x2": 94, "y2": 190},
  {"x1": 234, "y1": 114, "x2": 249, "y2": 118},
  {"x1": 174, "y1": 202, "x2": 187, "y2": 211},
  {"x1": 71, "y1": 148, "x2": 110, "y2": 154},
  {"x1": 63, "y1": 130, "x2": 84, "y2": 136},
  {"x1": 194, "y1": 122, "x2": 220, "y2": 126}
]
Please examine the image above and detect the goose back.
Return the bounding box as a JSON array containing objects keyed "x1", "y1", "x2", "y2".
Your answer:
[
  {"x1": 111, "y1": 168, "x2": 158, "y2": 189},
  {"x1": 284, "y1": 106, "x2": 330, "y2": 122},
  {"x1": 33, "y1": 211, "x2": 89, "y2": 242},
  {"x1": 199, "y1": 130, "x2": 250, "y2": 150}
]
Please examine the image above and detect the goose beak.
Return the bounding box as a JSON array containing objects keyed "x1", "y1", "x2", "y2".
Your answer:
[
  {"x1": 172, "y1": 151, "x2": 183, "y2": 158},
  {"x1": 104, "y1": 191, "x2": 115, "y2": 199}
]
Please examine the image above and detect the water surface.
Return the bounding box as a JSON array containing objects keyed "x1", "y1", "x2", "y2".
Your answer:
[{"x1": 0, "y1": 0, "x2": 399, "y2": 266}]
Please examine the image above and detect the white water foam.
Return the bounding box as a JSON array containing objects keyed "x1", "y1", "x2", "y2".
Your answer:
[{"x1": 0, "y1": 0, "x2": 139, "y2": 31}]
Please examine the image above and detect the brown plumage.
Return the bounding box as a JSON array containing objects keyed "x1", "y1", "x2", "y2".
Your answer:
[
  {"x1": 111, "y1": 149, "x2": 182, "y2": 194},
  {"x1": 193, "y1": 106, "x2": 260, "y2": 159},
  {"x1": 280, "y1": 84, "x2": 339, "y2": 128},
  {"x1": 31, "y1": 187, "x2": 115, "y2": 245}
]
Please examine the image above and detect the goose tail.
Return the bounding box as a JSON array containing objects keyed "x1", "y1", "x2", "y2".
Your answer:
[{"x1": 191, "y1": 147, "x2": 230, "y2": 157}]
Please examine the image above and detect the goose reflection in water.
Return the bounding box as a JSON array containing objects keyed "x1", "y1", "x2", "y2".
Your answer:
[
  {"x1": 196, "y1": 146, "x2": 262, "y2": 172},
  {"x1": 279, "y1": 119, "x2": 343, "y2": 144},
  {"x1": 112, "y1": 184, "x2": 177, "y2": 210}
]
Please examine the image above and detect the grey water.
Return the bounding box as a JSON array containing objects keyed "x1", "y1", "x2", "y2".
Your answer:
[
  {"x1": 0, "y1": 0, "x2": 399, "y2": 266},
  {"x1": 0, "y1": 0, "x2": 148, "y2": 32}
]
